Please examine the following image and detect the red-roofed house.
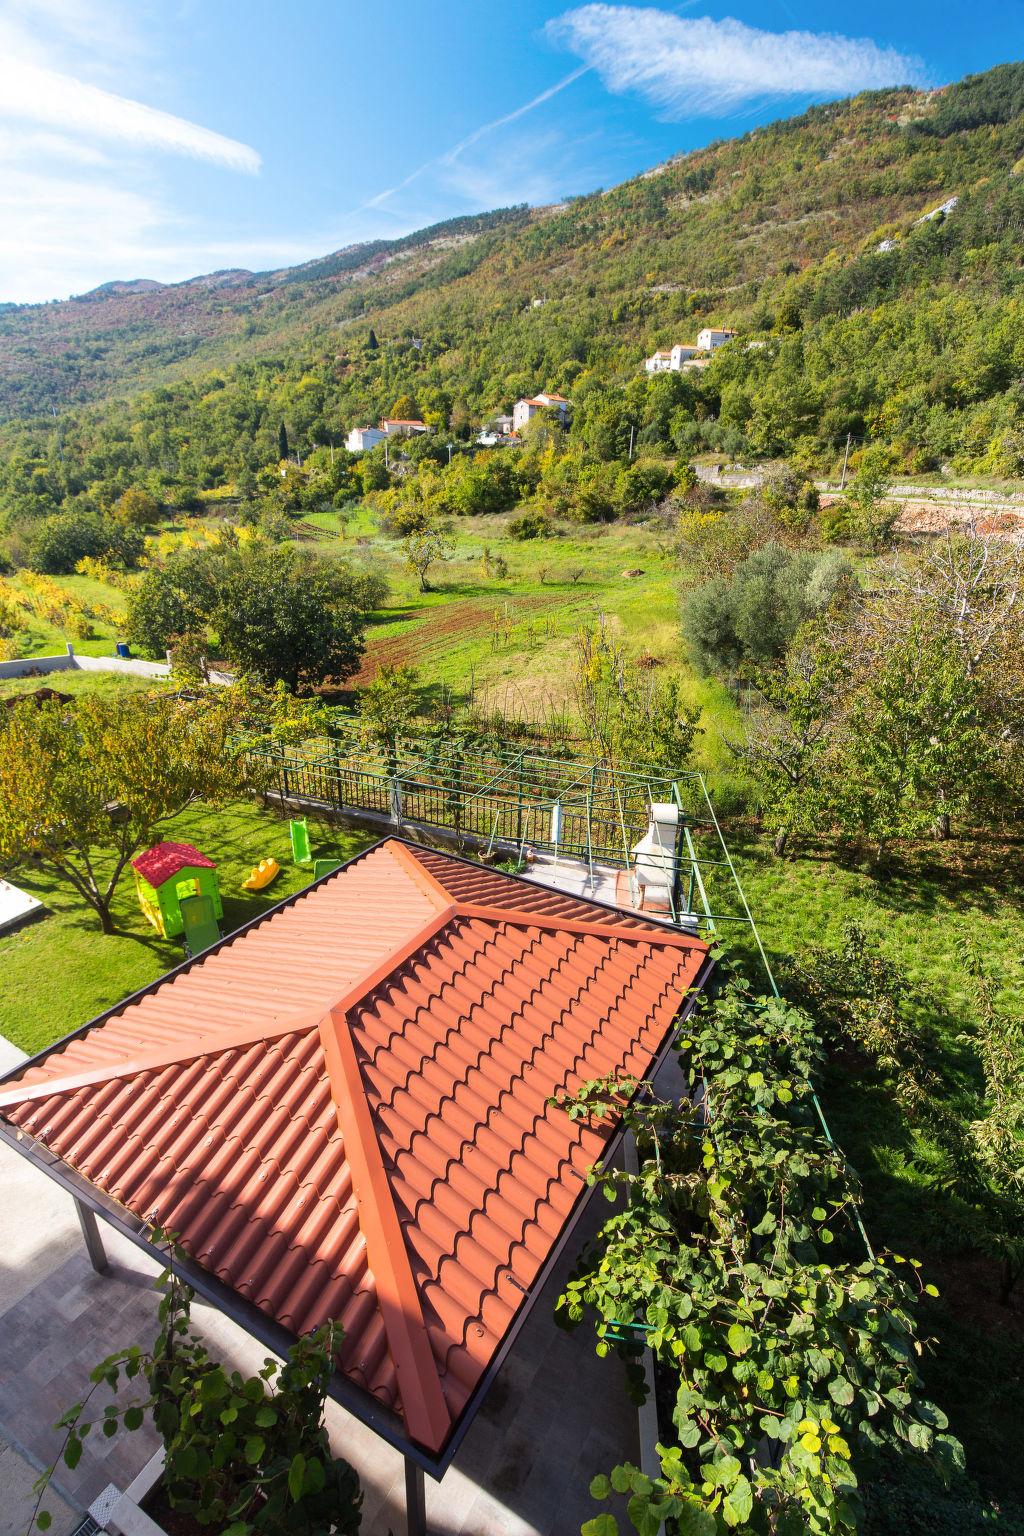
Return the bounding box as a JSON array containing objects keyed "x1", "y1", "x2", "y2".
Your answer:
[
  {"x1": 511, "y1": 393, "x2": 570, "y2": 433},
  {"x1": 0, "y1": 837, "x2": 711, "y2": 1484}
]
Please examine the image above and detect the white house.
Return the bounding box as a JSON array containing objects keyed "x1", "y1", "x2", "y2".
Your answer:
[
  {"x1": 345, "y1": 426, "x2": 387, "y2": 453},
  {"x1": 380, "y1": 418, "x2": 430, "y2": 437},
  {"x1": 511, "y1": 393, "x2": 570, "y2": 432},
  {"x1": 696, "y1": 327, "x2": 737, "y2": 352},
  {"x1": 645, "y1": 343, "x2": 701, "y2": 374}
]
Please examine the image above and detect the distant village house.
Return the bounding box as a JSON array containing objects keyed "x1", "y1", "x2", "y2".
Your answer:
[
  {"x1": 644, "y1": 344, "x2": 698, "y2": 374},
  {"x1": 380, "y1": 418, "x2": 431, "y2": 437},
  {"x1": 345, "y1": 425, "x2": 387, "y2": 453},
  {"x1": 696, "y1": 327, "x2": 737, "y2": 351},
  {"x1": 511, "y1": 393, "x2": 570, "y2": 433}
]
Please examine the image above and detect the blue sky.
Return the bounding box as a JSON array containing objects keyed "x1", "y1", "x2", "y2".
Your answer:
[{"x1": 0, "y1": 0, "x2": 1019, "y2": 303}]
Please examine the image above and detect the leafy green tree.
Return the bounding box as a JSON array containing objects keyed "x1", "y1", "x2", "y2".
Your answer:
[
  {"x1": 683, "y1": 544, "x2": 855, "y2": 676},
  {"x1": 564, "y1": 969, "x2": 962, "y2": 1536},
  {"x1": 126, "y1": 547, "x2": 222, "y2": 657},
  {"x1": 278, "y1": 421, "x2": 289, "y2": 462},
  {"x1": 29, "y1": 511, "x2": 144, "y2": 574},
  {"x1": 114, "y1": 486, "x2": 160, "y2": 528},
  {"x1": 0, "y1": 694, "x2": 247, "y2": 932},
  {"x1": 829, "y1": 615, "x2": 994, "y2": 857},
  {"x1": 214, "y1": 544, "x2": 368, "y2": 691},
  {"x1": 727, "y1": 622, "x2": 847, "y2": 855},
  {"x1": 358, "y1": 663, "x2": 419, "y2": 776}
]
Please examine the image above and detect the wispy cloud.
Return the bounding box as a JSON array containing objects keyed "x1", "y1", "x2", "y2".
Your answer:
[
  {"x1": 360, "y1": 66, "x2": 588, "y2": 213},
  {"x1": 548, "y1": 5, "x2": 926, "y2": 116},
  {"x1": 0, "y1": 56, "x2": 259, "y2": 173},
  {"x1": 0, "y1": 1, "x2": 264, "y2": 300}
]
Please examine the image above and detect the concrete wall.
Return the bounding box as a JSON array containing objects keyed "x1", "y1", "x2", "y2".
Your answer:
[
  {"x1": 0, "y1": 649, "x2": 235, "y2": 685},
  {"x1": 0, "y1": 651, "x2": 170, "y2": 680}
]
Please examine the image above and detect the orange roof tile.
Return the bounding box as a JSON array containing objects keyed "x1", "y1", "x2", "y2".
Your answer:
[{"x1": 0, "y1": 840, "x2": 709, "y2": 1460}]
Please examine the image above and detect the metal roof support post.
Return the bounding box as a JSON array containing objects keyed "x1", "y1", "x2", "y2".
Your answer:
[
  {"x1": 405, "y1": 1458, "x2": 427, "y2": 1536},
  {"x1": 75, "y1": 1198, "x2": 108, "y2": 1274}
]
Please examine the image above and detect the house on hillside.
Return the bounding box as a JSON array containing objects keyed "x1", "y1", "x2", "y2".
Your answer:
[
  {"x1": 380, "y1": 418, "x2": 431, "y2": 437},
  {"x1": 511, "y1": 393, "x2": 570, "y2": 432},
  {"x1": 645, "y1": 343, "x2": 699, "y2": 374},
  {"x1": 476, "y1": 413, "x2": 516, "y2": 446},
  {"x1": 696, "y1": 327, "x2": 737, "y2": 351},
  {"x1": 345, "y1": 425, "x2": 387, "y2": 453}
]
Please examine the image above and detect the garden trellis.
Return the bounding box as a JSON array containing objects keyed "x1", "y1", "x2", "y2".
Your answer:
[{"x1": 240, "y1": 712, "x2": 777, "y2": 983}]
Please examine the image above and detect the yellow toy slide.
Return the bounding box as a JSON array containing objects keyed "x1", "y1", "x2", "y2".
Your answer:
[{"x1": 242, "y1": 857, "x2": 280, "y2": 892}]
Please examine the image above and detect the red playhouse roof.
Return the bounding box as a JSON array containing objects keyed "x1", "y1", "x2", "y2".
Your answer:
[
  {"x1": 0, "y1": 840, "x2": 710, "y2": 1463},
  {"x1": 132, "y1": 842, "x2": 217, "y2": 887}
]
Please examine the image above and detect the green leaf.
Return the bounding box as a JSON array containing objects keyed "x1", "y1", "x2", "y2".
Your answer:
[
  {"x1": 582, "y1": 1517, "x2": 619, "y2": 1536},
  {"x1": 123, "y1": 1406, "x2": 144, "y2": 1432},
  {"x1": 590, "y1": 1474, "x2": 612, "y2": 1500},
  {"x1": 828, "y1": 1378, "x2": 855, "y2": 1407},
  {"x1": 222, "y1": 1524, "x2": 251, "y2": 1536},
  {"x1": 705, "y1": 1353, "x2": 728, "y2": 1372},
  {"x1": 722, "y1": 1474, "x2": 753, "y2": 1528},
  {"x1": 63, "y1": 1437, "x2": 82, "y2": 1471},
  {"x1": 611, "y1": 1465, "x2": 634, "y2": 1494},
  {"x1": 36, "y1": 1513, "x2": 52, "y2": 1531},
  {"x1": 727, "y1": 1324, "x2": 751, "y2": 1356},
  {"x1": 243, "y1": 1435, "x2": 264, "y2": 1466},
  {"x1": 676, "y1": 1503, "x2": 717, "y2": 1536},
  {"x1": 254, "y1": 1404, "x2": 277, "y2": 1428},
  {"x1": 288, "y1": 1453, "x2": 306, "y2": 1503}
]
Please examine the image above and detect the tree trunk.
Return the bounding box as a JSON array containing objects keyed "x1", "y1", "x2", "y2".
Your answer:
[
  {"x1": 935, "y1": 810, "x2": 951, "y2": 840},
  {"x1": 96, "y1": 902, "x2": 117, "y2": 935},
  {"x1": 772, "y1": 827, "x2": 789, "y2": 857}
]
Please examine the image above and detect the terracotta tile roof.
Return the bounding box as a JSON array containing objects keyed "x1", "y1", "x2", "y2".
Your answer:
[
  {"x1": 0, "y1": 840, "x2": 709, "y2": 1458},
  {"x1": 132, "y1": 842, "x2": 217, "y2": 886}
]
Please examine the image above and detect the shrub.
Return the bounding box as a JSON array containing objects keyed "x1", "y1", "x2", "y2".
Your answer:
[
  {"x1": 508, "y1": 510, "x2": 552, "y2": 540},
  {"x1": 29, "y1": 511, "x2": 144, "y2": 574}
]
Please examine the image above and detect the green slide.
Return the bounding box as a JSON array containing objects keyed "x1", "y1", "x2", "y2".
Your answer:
[{"x1": 289, "y1": 818, "x2": 312, "y2": 865}]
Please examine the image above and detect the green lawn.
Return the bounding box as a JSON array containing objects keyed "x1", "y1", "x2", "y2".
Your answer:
[
  {"x1": 0, "y1": 669, "x2": 168, "y2": 701},
  {"x1": 0, "y1": 799, "x2": 376, "y2": 1055}
]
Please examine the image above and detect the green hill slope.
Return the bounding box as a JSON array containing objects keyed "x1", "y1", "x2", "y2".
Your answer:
[{"x1": 2, "y1": 62, "x2": 1024, "y2": 486}]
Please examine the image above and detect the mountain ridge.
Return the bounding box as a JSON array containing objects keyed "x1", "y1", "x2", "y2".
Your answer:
[{"x1": 1, "y1": 61, "x2": 1023, "y2": 485}]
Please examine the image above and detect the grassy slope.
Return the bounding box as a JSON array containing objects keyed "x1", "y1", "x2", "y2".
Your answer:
[
  {"x1": 734, "y1": 834, "x2": 1024, "y2": 1505},
  {"x1": 0, "y1": 800, "x2": 376, "y2": 1054}
]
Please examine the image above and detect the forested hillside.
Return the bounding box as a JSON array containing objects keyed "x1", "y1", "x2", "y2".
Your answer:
[{"x1": 2, "y1": 61, "x2": 1024, "y2": 525}]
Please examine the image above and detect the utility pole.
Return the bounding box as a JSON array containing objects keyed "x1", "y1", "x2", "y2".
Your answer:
[
  {"x1": 839, "y1": 432, "x2": 851, "y2": 490},
  {"x1": 628, "y1": 423, "x2": 635, "y2": 461},
  {"x1": 447, "y1": 443, "x2": 454, "y2": 465}
]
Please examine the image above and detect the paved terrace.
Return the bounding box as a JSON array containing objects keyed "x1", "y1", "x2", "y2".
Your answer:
[{"x1": 0, "y1": 1032, "x2": 640, "y2": 1536}]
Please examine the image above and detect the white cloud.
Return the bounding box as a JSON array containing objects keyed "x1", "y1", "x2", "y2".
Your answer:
[
  {"x1": 548, "y1": 5, "x2": 926, "y2": 116},
  {"x1": 0, "y1": 56, "x2": 260, "y2": 173}
]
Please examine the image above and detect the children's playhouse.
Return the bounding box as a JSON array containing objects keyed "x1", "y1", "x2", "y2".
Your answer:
[{"x1": 132, "y1": 842, "x2": 223, "y2": 939}]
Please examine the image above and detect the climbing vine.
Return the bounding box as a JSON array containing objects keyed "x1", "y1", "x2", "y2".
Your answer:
[
  {"x1": 555, "y1": 966, "x2": 961, "y2": 1535},
  {"x1": 31, "y1": 1258, "x2": 362, "y2": 1535}
]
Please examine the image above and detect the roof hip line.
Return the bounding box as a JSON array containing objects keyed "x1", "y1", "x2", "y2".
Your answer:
[{"x1": 317, "y1": 1000, "x2": 453, "y2": 1453}]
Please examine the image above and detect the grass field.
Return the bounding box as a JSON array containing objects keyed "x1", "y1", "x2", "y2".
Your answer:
[{"x1": 0, "y1": 799, "x2": 376, "y2": 1055}]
